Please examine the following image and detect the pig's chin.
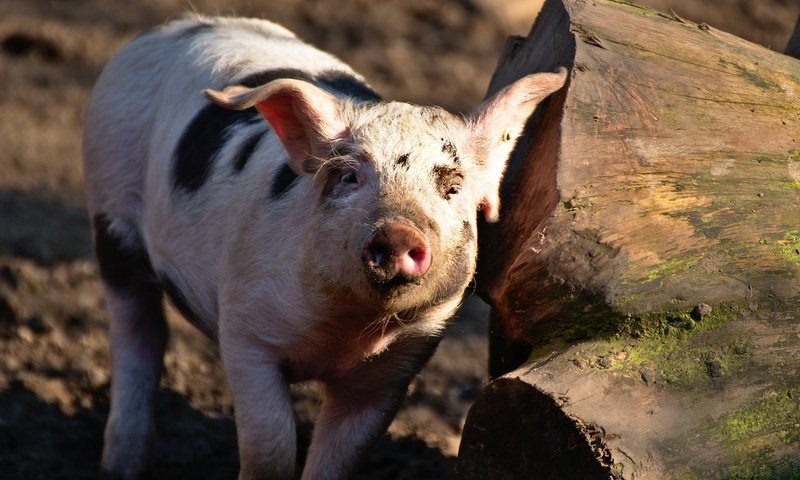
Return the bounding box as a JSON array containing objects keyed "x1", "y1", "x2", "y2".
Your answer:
[
  {"x1": 313, "y1": 270, "x2": 430, "y2": 314},
  {"x1": 362, "y1": 269, "x2": 471, "y2": 314},
  {"x1": 361, "y1": 276, "x2": 431, "y2": 313}
]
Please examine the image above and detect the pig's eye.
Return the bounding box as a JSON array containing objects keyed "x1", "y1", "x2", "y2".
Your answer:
[
  {"x1": 433, "y1": 165, "x2": 464, "y2": 200},
  {"x1": 445, "y1": 184, "x2": 461, "y2": 199},
  {"x1": 323, "y1": 167, "x2": 360, "y2": 198},
  {"x1": 340, "y1": 172, "x2": 358, "y2": 185}
]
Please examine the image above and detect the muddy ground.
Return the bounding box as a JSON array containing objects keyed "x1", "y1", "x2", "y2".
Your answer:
[{"x1": 0, "y1": 0, "x2": 797, "y2": 478}]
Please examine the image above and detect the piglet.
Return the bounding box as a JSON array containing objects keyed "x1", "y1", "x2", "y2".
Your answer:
[{"x1": 83, "y1": 15, "x2": 566, "y2": 480}]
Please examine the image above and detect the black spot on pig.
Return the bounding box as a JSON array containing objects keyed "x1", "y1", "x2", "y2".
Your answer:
[
  {"x1": 92, "y1": 214, "x2": 157, "y2": 292},
  {"x1": 92, "y1": 214, "x2": 166, "y2": 344},
  {"x1": 235, "y1": 68, "x2": 380, "y2": 103},
  {"x1": 237, "y1": 68, "x2": 316, "y2": 88},
  {"x1": 233, "y1": 130, "x2": 266, "y2": 172},
  {"x1": 395, "y1": 154, "x2": 410, "y2": 168},
  {"x1": 270, "y1": 163, "x2": 299, "y2": 199},
  {"x1": 441, "y1": 139, "x2": 459, "y2": 164},
  {"x1": 172, "y1": 104, "x2": 262, "y2": 192},
  {"x1": 317, "y1": 71, "x2": 381, "y2": 102}
]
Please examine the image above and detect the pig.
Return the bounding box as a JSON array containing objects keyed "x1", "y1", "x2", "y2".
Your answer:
[{"x1": 82, "y1": 15, "x2": 566, "y2": 480}]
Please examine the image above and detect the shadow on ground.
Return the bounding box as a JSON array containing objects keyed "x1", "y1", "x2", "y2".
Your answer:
[
  {"x1": 0, "y1": 380, "x2": 457, "y2": 480},
  {"x1": 0, "y1": 189, "x2": 90, "y2": 264}
]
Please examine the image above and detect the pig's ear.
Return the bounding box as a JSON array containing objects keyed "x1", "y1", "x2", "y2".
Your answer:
[
  {"x1": 468, "y1": 68, "x2": 568, "y2": 222},
  {"x1": 204, "y1": 79, "x2": 347, "y2": 173}
]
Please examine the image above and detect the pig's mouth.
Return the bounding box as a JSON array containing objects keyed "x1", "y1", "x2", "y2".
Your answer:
[{"x1": 364, "y1": 267, "x2": 425, "y2": 293}]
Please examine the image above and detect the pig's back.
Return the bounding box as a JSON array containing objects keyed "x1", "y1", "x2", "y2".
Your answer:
[
  {"x1": 84, "y1": 15, "x2": 366, "y2": 219},
  {"x1": 83, "y1": 16, "x2": 378, "y2": 337}
]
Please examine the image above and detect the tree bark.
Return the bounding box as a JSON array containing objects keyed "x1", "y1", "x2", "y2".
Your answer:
[{"x1": 459, "y1": 0, "x2": 800, "y2": 478}]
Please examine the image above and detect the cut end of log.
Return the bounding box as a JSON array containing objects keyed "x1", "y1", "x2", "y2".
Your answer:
[{"x1": 457, "y1": 378, "x2": 618, "y2": 480}]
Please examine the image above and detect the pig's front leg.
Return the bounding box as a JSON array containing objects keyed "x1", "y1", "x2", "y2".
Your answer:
[
  {"x1": 220, "y1": 327, "x2": 297, "y2": 480},
  {"x1": 301, "y1": 335, "x2": 442, "y2": 480}
]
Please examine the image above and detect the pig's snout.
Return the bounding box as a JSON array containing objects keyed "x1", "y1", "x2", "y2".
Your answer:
[{"x1": 362, "y1": 223, "x2": 431, "y2": 284}]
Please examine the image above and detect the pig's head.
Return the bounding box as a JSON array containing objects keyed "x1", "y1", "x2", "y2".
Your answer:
[{"x1": 206, "y1": 69, "x2": 567, "y2": 314}]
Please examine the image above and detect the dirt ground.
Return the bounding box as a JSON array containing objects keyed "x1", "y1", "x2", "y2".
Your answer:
[{"x1": 0, "y1": 0, "x2": 797, "y2": 479}]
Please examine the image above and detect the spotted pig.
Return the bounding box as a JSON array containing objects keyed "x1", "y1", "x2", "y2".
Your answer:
[{"x1": 82, "y1": 15, "x2": 567, "y2": 480}]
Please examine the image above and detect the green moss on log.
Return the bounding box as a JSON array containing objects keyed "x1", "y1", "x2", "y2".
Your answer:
[
  {"x1": 777, "y1": 231, "x2": 800, "y2": 269},
  {"x1": 643, "y1": 254, "x2": 706, "y2": 282},
  {"x1": 685, "y1": 388, "x2": 800, "y2": 479},
  {"x1": 527, "y1": 303, "x2": 748, "y2": 387},
  {"x1": 714, "y1": 388, "x2": 800, "y2": 445},
  {"x1": 602, "y1": 304, "x2": 750, "y2": 389},
  {"x1": 527, "y1": 301, "x2": 751, "y2": 390}
]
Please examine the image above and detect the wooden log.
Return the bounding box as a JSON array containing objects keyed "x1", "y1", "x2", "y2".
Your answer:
[{"x1": 459, "y1": 0, "x2": 800, "y2": 478}]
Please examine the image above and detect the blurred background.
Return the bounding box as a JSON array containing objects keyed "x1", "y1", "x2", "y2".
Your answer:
[{"x1": 0, "y1": 0, "x2": 797, "y2": 478}]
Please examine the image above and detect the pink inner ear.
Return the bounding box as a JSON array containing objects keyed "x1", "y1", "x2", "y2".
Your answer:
[
  {"x1": 481, "y1": 194, "x2": 500, "y2": 222},
  {"x1": 254, "y1": 95, "x2": 306, "y2": 149}
]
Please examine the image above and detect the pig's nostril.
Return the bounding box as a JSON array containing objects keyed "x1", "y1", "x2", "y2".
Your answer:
[
  {"x1": 408, "y1": 247, "x2": 426, "y2": 263},
  {"x1": 365, "y1": 246, "x2": 387, "y2": 268},
  {"x1": 401, "y1": 245, "x2": 430, "y2": 277}
]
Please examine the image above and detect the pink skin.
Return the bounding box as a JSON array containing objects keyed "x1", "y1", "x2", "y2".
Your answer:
[
  {"x1": 403, "y1": 245, "x2": 430, "y2": 277},
  {"x1": 362, "y1": 222, "x2": 431, "y2": 280}
]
